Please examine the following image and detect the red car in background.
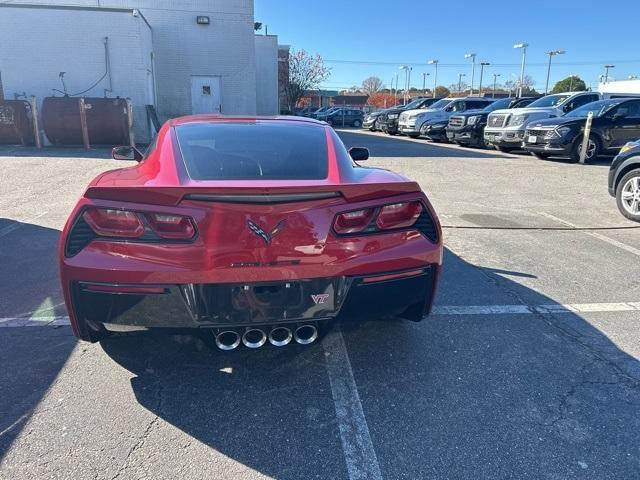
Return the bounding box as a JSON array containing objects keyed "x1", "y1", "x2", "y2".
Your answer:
[{"x1": 59, "y1": 116, "x2": 442, "y2": 349}]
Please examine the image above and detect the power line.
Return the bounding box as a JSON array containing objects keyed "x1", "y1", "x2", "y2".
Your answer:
[{"x1": 325, "y1": 58, "x2": 640, "y2": 68}]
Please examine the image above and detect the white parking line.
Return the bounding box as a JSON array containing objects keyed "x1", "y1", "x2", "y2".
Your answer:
[
  {"x1": 2, "y1": 301, "x2": 640, "y2": 328},
  {"x1": 539, "y1": 211, "x2": 640, "y2": 257},
  {"x1": 323, "y1": 329, "x2": 383, "y2": 480}
]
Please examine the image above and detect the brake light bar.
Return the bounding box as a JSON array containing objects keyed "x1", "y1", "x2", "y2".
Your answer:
[{"x1": 332, "y1": 201, "x2": 423, "y2": 235}]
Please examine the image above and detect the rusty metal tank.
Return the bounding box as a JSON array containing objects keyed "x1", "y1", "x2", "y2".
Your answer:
[
  {"x1": 42, "y1": 96, "x2": 131, "y2": 146},
  {"x1": 0, "y1": 100, "x2": 35, "y2": 146}
]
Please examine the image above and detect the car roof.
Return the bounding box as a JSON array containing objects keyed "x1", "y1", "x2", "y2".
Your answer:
[{"x1": 168, "y1": 115, "x2": 327, "y2": 127}]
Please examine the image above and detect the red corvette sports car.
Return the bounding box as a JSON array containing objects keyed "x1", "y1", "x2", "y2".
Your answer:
[{"x1": 59, "y1": 115, "x2": 442, "y2": 349}]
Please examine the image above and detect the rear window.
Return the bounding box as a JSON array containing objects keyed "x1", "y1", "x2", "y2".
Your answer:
[{"x1": 175, "y1": 122, "x2": 328, "y2": 180}]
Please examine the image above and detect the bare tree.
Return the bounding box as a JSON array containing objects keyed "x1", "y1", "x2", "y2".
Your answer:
[
  {"x1": 281, "y1": 49, "x2": 331, "y2": 111},
  {"x1": 361, "y1": 76, "x2": 384, "y2": 95}
]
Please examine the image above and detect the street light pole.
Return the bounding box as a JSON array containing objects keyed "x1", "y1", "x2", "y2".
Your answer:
[
  {"x1": 458, "y1": 73, "x2": 466, "y2": 93},
  {"x1": 399, "y1": 66, "x2": 410, "y2": 104},
  {"x1": 428, "y1": 60, "x2": 438, "y2": 98},
  {"x1": 514, "y1": 43, "x2": 528, "y2": 97},
  {"x1": 492, "y1": 73, "x2": 501, "y2": 98},
  {"x1": 604, "y1": 64, "x2": 615, "y2": 83},
  {"x1": 544, "y1": 50, "x2": 565, "y2": 94},
  {"x1": 479, "y1": 62, "x2": 490, "y2": 96},
  {"x1": 465, "y1": 53, "x2": 477, "y2": 95}
]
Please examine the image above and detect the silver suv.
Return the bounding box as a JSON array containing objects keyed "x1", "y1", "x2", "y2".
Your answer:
[{"x1": 484, "y1": 92, "x2": 601, "y2": 152}]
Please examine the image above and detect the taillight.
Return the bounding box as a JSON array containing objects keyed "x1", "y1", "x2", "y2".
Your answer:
[
  {"x1": 333, "y1": 200, "x2": 431, "y2": 237},
  {"x1": 66, "y1": 207, "x2": 197, "y2": 256},
  {"x1": 144, "y1": 213, "x2": 196, "y2": 240},
  {"x1": 82, "y1": 208, "x2": 145, "y2": 238},
  {"x1": 333, "y1": 208, "x2": 375, "y2": 234},
  {"x1": 376, "y1": 201, "x2": 422, "y2": 230}
]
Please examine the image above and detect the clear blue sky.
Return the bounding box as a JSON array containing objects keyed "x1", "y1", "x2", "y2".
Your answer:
[{"x1": 255, "y1": 0, "x2": 640, "y2": 92}]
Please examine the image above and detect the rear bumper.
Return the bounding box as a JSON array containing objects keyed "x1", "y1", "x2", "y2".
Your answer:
[{"x1": 70, "y1": 266, "x2": 439, "y2": 338}]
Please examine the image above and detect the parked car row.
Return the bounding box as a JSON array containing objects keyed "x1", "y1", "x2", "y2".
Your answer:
[
  {"x1": 295, "y1": 106, "x2": 365, "y2": 127},
  {"x1": 364, "y1": 92, "x2": 640, "y2": 165}
]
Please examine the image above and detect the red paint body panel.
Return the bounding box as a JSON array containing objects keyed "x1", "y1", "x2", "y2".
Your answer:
[{"x1": 59, "y1": 116, "x2": 443, "y2": 340}]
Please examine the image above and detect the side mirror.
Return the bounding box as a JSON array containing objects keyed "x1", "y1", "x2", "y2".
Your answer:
[
  {"x1": 348, "y1": 147, "x2": 369, "y2": 162},
  {"x1": 112, "y1": 145, "x2": 143, "y2": 162}
]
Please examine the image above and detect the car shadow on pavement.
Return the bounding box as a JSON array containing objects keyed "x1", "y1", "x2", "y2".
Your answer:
[
  {"x1": 337, "y1": 130, "x2": 512, "y2": 159},
  {"x1": 98, "y1": 248, "x2": 640, "y2": 479},
  {"x1": 0, "y1": 220, "x2": 75, "y2": 459}
]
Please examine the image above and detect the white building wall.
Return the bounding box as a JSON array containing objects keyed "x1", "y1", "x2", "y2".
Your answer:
[
  {"x1": 0, "y1": 5, "x2": 153, "y2": 141},
  {"x1": 16, "y1": 0, "x2": 259, "y2": 119},
  {"x1": 254, "y1": 35, "x2": 279, "y2": 115}
]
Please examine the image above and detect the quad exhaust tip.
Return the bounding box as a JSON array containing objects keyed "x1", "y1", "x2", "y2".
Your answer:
[
  {"x1": 215, "y1": 330, "x2": 241, "y2": 351},
  {"x1": 215, "y1": 324, "x2": 318, "y2": 350},
  {"x1": 294, "y1": 324, "x2": 318, "y2": 345},
  {"x1": 268, "y1": 326, "x2": 292, "y2": 347},
  {"x1": 242, "y1": 328, "x2": 267, "y2": 349}
]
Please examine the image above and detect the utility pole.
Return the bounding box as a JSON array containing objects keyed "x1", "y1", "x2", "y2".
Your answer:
[
  {"x1": 479, "y1": 62, "x2": 490, "y2": 96},
  {"x1": 604, "y1": 64, "x2": 615, "y2": 83},
  {"x1": 428, "y1": 60, "x2": 438, "y2": 98},
  {"x1": 514, "y1": 43, "x2": 528, "y2": 97},
  {"x1": 492, "y1": 73, "x2": 501, "y2": 98},
  {"x1": 544, "y1": 50, "x2": 565, "y2": 94},
  {"x1": 465, "y1": 53, "x2": 477, "y2": 95}
]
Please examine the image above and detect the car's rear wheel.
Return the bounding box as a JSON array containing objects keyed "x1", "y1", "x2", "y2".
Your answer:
[
  {"x1": 407, "y1": 133, "x2": 420, "y2": 138},
  {"x1": 497, "y1": 146, "x2": 515, "y2": 153},
  {"x1": 570, "y1": 135, "x2": 600, "y2": 163},
  {"x1": 353, "y1": 119, "x2": 362, "y2": 128},
  {"x1": 532, "y1": 152, "x2": 551, "y2": 159},
  {"x1": 616, "y1": 169, "x2": 640, "y2": 222}
]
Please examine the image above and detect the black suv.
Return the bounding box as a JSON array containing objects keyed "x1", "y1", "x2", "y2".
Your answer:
[
  {"x1": 382, "y1": 97, "x2": 441, "y2": 135},
  {"x1": 523, "y1": 98, "x2": 640, "y2": 162},
  {"x1": 446, "y1": 97, "x2": 536, "y2": 147},
  {"x1": 608, "y1": 140, "x2": 640, "y2": 222},
  {"x1": 320, "y1": 108, "x2": 364, "y2": 127}
]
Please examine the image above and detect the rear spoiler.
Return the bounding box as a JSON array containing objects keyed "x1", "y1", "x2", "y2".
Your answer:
[{"x1": 84, "y1": 182, "x2": 422, "y2": 206}]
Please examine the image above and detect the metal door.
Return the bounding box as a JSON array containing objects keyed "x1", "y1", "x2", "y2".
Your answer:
[{"x1": 191, "y1": 76, "x2": 221, "y2": 114}]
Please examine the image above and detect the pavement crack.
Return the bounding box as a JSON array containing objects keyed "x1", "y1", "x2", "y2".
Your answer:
[{"x1": 109, "y1": 368, "x2": 165, "y2": 480}]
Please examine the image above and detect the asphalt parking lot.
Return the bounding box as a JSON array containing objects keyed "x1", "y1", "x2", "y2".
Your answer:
[{"x1": 1, "y1": 131, "x2": 639, "y2": 480}]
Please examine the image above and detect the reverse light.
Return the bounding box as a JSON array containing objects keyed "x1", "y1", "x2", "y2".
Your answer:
[
  {"x1": 145, "y1": 213, "x2": 196, "y2": 239},
  {"x1": 333, "y1": 208, "x2": 375, "y2": 234},
  {"x1": 376, "y1": 201, "x2": 423, "y2": 230},
  {"x1": 82, "y1": 208, "x2": 144, "y2": 238}
]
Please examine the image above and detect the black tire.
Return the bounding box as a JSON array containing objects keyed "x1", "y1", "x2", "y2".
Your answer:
[
  {"x1": 615, "y1": 168, "x2": 640, "y2": 222},
  {"x1": 407, "y1": 133, "x2": 420, "y2": 138},
  {"x1": 532, "y1": 152, "x2": 551, "y2": 159},
  {"x1": 570, "y1": 135, "x2": 600, "y2": 163},
  {"x1": 387, "y1": 131, "x2": 397, "y2": 136},
  {"x1": 353, "y1": 119, "x2": 362, "y2": 128},
  {"x1": 497, "y1": 146, "x2": 515, "y2": 153}
]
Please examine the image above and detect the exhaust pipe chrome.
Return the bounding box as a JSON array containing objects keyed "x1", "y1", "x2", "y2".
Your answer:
[
  {"x1": 268, "y1": 326, "x2": 292, "y2": 347},
  {"x1": 242, "y1": 328, "x2": 267, "y2": 349},
  {"x1": 215, "y1": 330, "x2": 241, "y2": 351},
  {"x1": 293, "y1": 324, "x2": 318, "y2": 345}
]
